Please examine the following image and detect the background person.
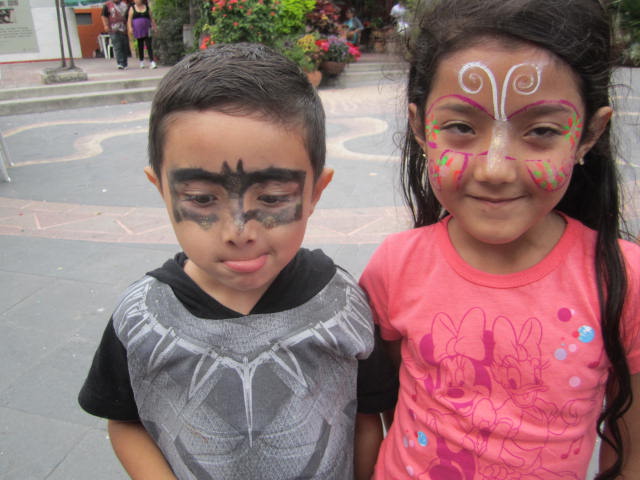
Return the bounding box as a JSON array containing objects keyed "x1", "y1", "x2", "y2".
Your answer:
[
  {"x1": 101, "y1": 0, "x2": 129, "y2": 70},
  {"x1": 128, "y1": 0, "x2": 157, "y2": 69}
]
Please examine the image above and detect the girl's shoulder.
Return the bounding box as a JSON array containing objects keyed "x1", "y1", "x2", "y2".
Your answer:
[
  {"x1": 380, "y1": 222, "x2": 442, "y2": 250},
  {"x1": 619, "y1": 236, "x2": 640, "y2": 278}
]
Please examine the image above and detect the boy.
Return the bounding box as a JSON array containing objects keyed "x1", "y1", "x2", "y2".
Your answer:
[{"x1": 78, "y1": 44, "x2": 375, "y2": 479}]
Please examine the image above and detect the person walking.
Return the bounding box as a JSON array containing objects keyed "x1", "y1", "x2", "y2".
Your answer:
[
  {"x1": 102, "y1": 0, "x2": 129, "y2": 70},
  {"x1": 128, "y1": 0, "x2": 157, "y2": 69}
]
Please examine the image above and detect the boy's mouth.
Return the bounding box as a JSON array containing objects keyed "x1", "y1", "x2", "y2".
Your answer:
[{"x1": 223, "y1": 254, "x2": 268, "y2": 273}]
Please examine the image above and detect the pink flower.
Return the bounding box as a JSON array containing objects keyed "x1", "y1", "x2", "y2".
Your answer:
[
  {"x1": 199, "y1": 35, "x2": 212, "y2": 50},
  {"x1": 233, "y1": 21, "x2": 238, "y2": 26}
]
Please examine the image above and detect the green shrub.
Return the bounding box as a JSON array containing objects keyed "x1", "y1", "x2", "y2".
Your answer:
[
  {"x1": 200, "y1": 0, "x2": 278, "y2": 46},
  {"x1": 273, "y1": 0, "x2": 316, "y2": 37},
  {"x1": 613, "y1": 0, "x2": 640, "y2": 66},
  {"x1": 153, "y1": 0, "x2": 190, "y2": 65}
]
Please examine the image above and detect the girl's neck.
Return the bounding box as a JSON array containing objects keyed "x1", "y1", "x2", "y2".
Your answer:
[{"x1": 447, "y1": 212, "x2": 567, "y2": 275}]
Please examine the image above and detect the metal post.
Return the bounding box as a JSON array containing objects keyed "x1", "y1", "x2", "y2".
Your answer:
[
  {"x1": 55, "y1": 0, "x2": 67, "y2": 68},
  {"x1": 60, "y1": 0, "x2": 76, "y2": 68},
  {"x1": 0, "y1": 131, "x2": 12, "y2": 182}
]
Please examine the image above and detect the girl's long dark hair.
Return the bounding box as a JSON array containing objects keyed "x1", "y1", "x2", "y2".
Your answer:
[{"x1": 401, "y1": 1, "x2": 633, "y2": 477}]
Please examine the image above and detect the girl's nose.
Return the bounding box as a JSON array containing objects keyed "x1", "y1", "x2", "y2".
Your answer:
[{"x1": 472, "y1": 123, "x2": 518, "y2": 184}]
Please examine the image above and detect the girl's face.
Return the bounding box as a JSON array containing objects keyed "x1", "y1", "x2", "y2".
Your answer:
[{"x1": 410, "y1": 42, "x2": 610, "y2": 256}]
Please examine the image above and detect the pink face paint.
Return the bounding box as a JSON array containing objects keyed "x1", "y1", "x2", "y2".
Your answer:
[
  {"x1": 525, "y1": 159, "x2": 573, "y2": 191},
  {"x1": 424, "y1": 63, "x2": 583, "y2": 193},
  {"x1": 511, "y1": 100, "x2": 583, "y2": 191},
  {"x1": 428, "y1": 149, "x2": 472, "y2": 191},
  {"x1": 425, "y1": 113, "x2": 441, "y2": 148},
  {"x1": 563, "y1": 111, "x2": 583, "y2": 148}
]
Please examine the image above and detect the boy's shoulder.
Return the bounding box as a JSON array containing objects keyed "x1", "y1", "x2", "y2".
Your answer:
[{"x1": 112, "y1": 249, "x2": 354, "y2": 321}]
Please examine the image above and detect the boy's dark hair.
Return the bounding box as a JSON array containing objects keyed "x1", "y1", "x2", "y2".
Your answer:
[
  {"x1": 401, "y1": 1, "x2": 632, "y2": 478},
  {"x1": 148, "y1": 43, "x2": 326, "y2": 181}
]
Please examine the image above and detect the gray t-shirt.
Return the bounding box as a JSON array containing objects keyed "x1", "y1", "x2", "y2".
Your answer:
[{"x1": 111, "y1": 268, "x2": 374, "y2": 479}]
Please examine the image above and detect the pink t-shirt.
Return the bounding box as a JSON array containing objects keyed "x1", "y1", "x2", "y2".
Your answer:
[{"x1": 360, "y1": 215, "x2": 640, "y2": 480}]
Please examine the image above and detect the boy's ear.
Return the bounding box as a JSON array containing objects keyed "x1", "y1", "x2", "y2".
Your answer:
[
  {"x1": 144, "y1": 166, "x2": 164, "y2": 195},
  {"x1": 409, "y1": 103, "x2": 428, "y2": 151},
  {"x1": 310, "y1": 167, "x2": 334, "y2": 211},
  {"x1": 575, "y1": 106, "x2": 612, "y2": 163}
]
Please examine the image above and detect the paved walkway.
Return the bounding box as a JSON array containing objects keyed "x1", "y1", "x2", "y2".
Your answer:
[{"x1": 0, "y1": 58, "x2": 638, "y2": 479}]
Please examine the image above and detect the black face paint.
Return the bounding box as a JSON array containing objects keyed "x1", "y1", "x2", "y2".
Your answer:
[{"x1": 168, "y1": 160, "x2": 306, "y2": 230}]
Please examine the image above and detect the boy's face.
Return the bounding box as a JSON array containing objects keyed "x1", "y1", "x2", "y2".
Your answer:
[{"x1": 146, "y1": 111, "x2": 332, "y2": 312}]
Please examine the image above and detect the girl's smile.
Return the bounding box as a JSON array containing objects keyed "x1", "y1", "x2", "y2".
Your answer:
[{"x1": 410, "y1": 41, "x2": 610, "y2": 271}]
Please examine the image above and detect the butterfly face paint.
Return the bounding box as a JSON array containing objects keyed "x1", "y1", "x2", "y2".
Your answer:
[
  {"x1": 418, "y1": 43, "x2": 590, "y2": 250},
  {"x1": 169, "y1": 160, "x2": 306, "y2": 231},
  {"x1": 424, "y1": 60, "x2": 584, "y2": 192}
]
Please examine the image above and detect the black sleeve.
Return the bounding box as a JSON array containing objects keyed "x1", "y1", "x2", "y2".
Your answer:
[
  {"x1": 78, "y1": 318, "x2": 140, "y2": 421},
  {"x1": 101, "y1": 4, "x2": 109, "y2": 17},
  {"x1": 356, "y1": 327, "x2": 399, "y2": 414}
]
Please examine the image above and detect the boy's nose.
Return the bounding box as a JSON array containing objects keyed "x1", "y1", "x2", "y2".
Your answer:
[
  {"x1": 221, "y1": 203, "x2": 257, "y2": 246},
  {"x1": 473, "y1": 122, "x2": 518, "y2": 184}
]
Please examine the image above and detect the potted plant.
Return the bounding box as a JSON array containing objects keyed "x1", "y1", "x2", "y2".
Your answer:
[
  {"x1": 276, "y1": 33, "x2": 323, "y2": 86},
  {"x1": 316, "y1": 35, "x2": 361, "y2": 75},
  {"x1": 305, "y1": 0, "x2": 341, "y2": 35}
]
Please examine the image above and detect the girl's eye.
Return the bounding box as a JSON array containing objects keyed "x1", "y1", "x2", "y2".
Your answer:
[
  {"x1": 527, "y1": 126, "x2": 562, "y2": 138},
  {"x1": 185, "y1": 194, "x2": 216, "y2": 207},
  {"x1": 442, "y1": 122, "x2": 475, "y2": 135}
]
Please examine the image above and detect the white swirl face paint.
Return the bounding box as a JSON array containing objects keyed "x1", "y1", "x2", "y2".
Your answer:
[
  {"x1": 423, "y1": 55, "x2": 582, "y2": 192},
  {"x1": 457, "y1": 62, "x2": 542, "y2": 121}
]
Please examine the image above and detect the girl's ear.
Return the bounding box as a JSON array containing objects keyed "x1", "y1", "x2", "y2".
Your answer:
[
  {"x1": 409, "y1": 103, "x2": 428, "y2": 151},
  {"x1": 144, "y1": 166, "x2": 164, "y2": 195},
  {"x1": 575, "y1": 106, "x2": 612, "y2": 163}
]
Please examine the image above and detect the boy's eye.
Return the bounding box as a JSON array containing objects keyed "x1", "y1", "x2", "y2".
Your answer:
[
  {"x1": 185, "y1": 194, "x2": 217, "y2": 207},
  {"x1": 258, "y1": 194, "x2": 290, "y2": 206}
]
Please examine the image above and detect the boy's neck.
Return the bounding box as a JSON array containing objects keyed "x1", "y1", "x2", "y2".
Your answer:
[{"x1": 183, "y1": 259, "x2": 271, "y2": 315}]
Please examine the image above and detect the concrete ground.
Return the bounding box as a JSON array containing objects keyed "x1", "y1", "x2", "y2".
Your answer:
[{"x1": 0, "y1": 58, "x2": 638, "y2": 479}]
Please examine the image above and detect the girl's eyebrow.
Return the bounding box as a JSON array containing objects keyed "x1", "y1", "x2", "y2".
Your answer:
[
  {"x1": 508, "y1": 100, "x2": 579, "y2": 119},
  {"x1": 427, "y1": 94, "x2": 494, "y2": 118},
  {"x1": 434, "y1": 103, "x2": 483, "y2": 114}
]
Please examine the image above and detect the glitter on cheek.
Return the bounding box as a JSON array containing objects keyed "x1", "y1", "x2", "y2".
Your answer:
[
  {"x1": 424, "y1": 113, "x2": 441, "y2": 149},
  {"x1": 428, "y1": 149, "x2": 472, "y2": 191},
  {"x1": 525, "y1": 159, "x2": 573, "y2": 191},
  {"x1": 562, "y1": 112, "x2": 584, "y2": 148}
]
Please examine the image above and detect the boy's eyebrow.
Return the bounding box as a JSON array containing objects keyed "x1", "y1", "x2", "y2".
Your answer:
[
  {"x1": 169, "y1": 165, "x2": 306, "y2": 192},
  {"x1": 170, "y1": 168, "x2": 226, "y2": 185},
  {"x1": 244, "y1": 167, "x2": 306, "y2": 185}
]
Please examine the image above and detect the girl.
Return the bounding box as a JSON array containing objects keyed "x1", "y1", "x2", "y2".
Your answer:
[
  {"x1": 358, "y1": 0, "x2": 640, "y2": 479},
  {"x1": 128, "y1": 0, "x2": 157, "y2": 69}
]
